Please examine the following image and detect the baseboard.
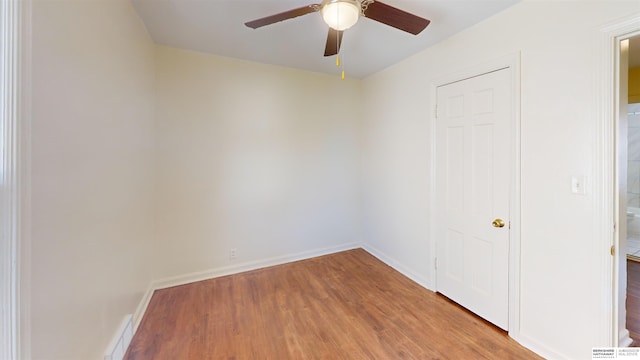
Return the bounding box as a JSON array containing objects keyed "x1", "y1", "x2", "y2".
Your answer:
[
  {"x1": 104, "y1": 314, "x2": 133, "y2": 360},
  {"x1": 152, "y1": 242, "x2": 362, "y2": 290},
  {"x1": 361, "y1": 244, "x2": 434, "y2": 292},
  {"x1": 620, "y1": 328, "x2": 634, "y2": 347},
  {"x1": 132, "y1": 284, "x2": 155, "y2": 333},
  {"x1": 510, "y1": 332, "x2": 572, "y2": 360}
]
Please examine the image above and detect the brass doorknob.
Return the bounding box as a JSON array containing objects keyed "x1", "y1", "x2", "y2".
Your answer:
[{"x1": 492, "y1": 219, "x2": 505, "y2": 228}]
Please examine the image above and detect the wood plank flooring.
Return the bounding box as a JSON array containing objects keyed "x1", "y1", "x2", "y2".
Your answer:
[{"x1": 125, "y1": 249, "x2": 541, "y2": 359}]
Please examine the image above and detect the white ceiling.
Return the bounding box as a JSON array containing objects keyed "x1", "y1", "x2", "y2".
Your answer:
[{"x1": 132, "y1": 0, "x2": 521, "y2": 79}]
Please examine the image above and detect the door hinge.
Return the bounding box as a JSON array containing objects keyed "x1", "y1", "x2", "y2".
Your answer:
[{"x1": 611, "y1": 245, "x2": 615, "y2": 256}]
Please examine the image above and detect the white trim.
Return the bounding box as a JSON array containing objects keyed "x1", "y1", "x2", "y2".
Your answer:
[
  {"x1": 0, "y1": 1, "x2": 27, "y2": 358},
  {"x1": 428, "y1": 82, "x2": 438, "y2": 291},
  {"x1": 511, "y1": 332, "x2": 572, "y2": 360},
  {"x1": 131, "y1": 285, "x2": 154, "y2": 334},
  {"x1": 508, "y1": 53, "x2": 522, "y2": 341},
  {"x1": 362, "y1": 244, "x2": 433, "y2": 291},
  {"x1": 428, "y1": 52, "x2": 522, "y2": 337},
  {"x1": 595, "y1": 11, "x2": 640, "y2": 347},
  {"x1": 152, "y1": 242, "x2": 361, "y2": 290},
  {"x1": 18, "y1": 0, "x2": 31, "y2": 358},
  {"x1": 620, "y1": 329, "x2": 633, "y2": 348},
  {"x1": 104, "y1": 314, "x2": 133, "y2": 360}
]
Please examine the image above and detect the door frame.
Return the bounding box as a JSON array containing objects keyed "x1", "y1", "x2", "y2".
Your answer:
[
  {"x1": 0, "y1": 0, "x2": 32, "y2": 358},
  {"x1": 597, "y1": 12, "x2": 640, "y2": 347},
  {"x1": 429, "y1": 52, "x2": 521, "y2": 336}
]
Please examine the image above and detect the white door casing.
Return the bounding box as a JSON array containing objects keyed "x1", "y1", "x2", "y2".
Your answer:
[
  {"x1": 596, "y1": 13, "x2": 640, "y2": 348},
  {"x1": 435, "y1": 68, "x2": 512, "y2": 330}
]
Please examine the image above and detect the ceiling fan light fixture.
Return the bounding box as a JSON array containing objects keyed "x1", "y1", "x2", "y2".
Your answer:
[{"x1": 321, "y1": 0, "x2": 360, "y2": 31}]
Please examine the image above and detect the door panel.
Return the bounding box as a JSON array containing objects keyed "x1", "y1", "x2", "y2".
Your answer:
[{"x1": 436, "y1": 68, "x2": 512, "y2": 330}]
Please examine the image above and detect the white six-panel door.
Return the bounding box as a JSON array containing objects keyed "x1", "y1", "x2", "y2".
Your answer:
[{"x1": 435, "y1": 68, "x2": 512, "y2": 330}]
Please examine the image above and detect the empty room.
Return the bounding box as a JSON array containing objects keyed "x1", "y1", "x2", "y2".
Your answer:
[{"x1": 2, "y1": 0, "x2": 640, "y2": 359}]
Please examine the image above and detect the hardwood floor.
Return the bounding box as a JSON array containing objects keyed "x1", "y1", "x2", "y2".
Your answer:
[
  {"x1": 125, "y1": 249, "x2": 541, "y2": 359},
  {"x1": 628, "y1": 259, "x2": 640, "y2": 345}
]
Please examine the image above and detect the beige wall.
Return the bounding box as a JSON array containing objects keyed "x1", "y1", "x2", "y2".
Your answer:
[
  {"x1": 30, "y1": 0, "x2": 156, "y2": 358},
  {"x1": 154, "y1": 47, "x2": 362, "y2": 279},
  {"x1": 28, "y1": 5, "x2": 362, "y2": 357}
]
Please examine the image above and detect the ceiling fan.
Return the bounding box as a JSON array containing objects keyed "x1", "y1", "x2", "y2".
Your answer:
[{"x1": 245, "y1": 0, "x2": 431, "y2": 57}]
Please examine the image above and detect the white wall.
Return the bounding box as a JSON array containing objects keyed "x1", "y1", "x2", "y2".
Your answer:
[
  {"x1": 361, "y1": 1, "x2": 639, "y2": 359},
  {"x1": 154, "y1": 46, "x2": 362, "y2": 280},
  {"x1": 30, "y1": 0, "x2": 156, "y2": 358}
]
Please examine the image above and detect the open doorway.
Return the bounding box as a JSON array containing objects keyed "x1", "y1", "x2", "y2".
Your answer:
[
  {"x1": 625, "y1": 35, "x2": 640, "y2": 344},
  {"x1": 624, "y1": 37, "x2": 640, "y2": 261}
]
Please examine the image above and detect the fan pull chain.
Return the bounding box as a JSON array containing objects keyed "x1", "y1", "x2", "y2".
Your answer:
[
  {"x1": 336, "y1": 53, "x2": 344, "y2": 80},
  {"x1": 337, "y1": 7, "x2": 344, "y2": 79},
  {"x1": 340, "y1": 43, "x2": 345, "y2": 80}
]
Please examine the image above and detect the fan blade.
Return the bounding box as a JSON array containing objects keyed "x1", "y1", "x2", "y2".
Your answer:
[
  {"x1": 324, "y1": 28, "x2": 344, "y2": 56},
  {"x1": 364, "y1": 1, "x2": 430, "y2": 35},
  {"x1": 245, "y1": 5, "x2": 320, "y2": 29}
]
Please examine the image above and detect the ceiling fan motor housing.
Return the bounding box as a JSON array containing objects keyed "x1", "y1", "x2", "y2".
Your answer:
[{"x1": 321, "y1": 0, "x2": 362, "y2": 31}]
